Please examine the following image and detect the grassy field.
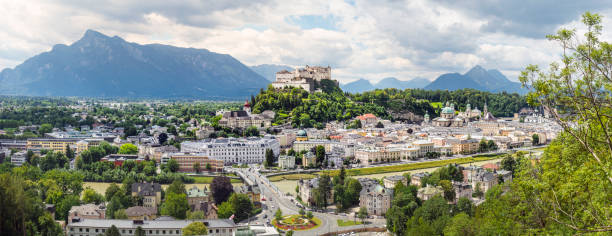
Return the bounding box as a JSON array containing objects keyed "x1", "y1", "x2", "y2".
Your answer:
[
  {"x1": 268, "y1": 173, "x2": 317, "y2": 182},
  {"x1": 532, "y1": 147, "x2": 547, "y2": 152},
  {"x1": 193, "y1": 176, "x2": 242, "y2": 184},
  {"x1": 320, "y1": 154, "x2": 504, "y2": 177},
  {"x1": 337, "y1": 219, "x2": 363, "y2": 227}
]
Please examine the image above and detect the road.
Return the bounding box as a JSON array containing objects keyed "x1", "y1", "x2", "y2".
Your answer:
[
  {"x1": 230, "y1": 147, "x2": 544, "y2": 235},
  {"x1": 232, "y1": 166, "x2": 385, "y2": 235}
]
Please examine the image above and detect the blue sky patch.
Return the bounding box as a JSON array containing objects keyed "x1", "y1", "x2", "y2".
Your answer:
[{"x1": 285, "y1": 14, "x2": 339, "y2": 30}]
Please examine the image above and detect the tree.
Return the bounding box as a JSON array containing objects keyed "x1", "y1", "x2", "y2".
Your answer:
[
  {"x1": 344, "y1": 178, "x2": 363, "y2": 206},
  {"x1": 114, "y1": 209, "x2": 128, "y2": 219},
  {"x1": 245, "y1": 126, "x2": 259, "y2": 137},
  {"x1": 358, "y1": 206, "x2": 367, "y2": 223},
  {"x1": 82, "y1": 187, "x2": 104, "y2": 204},
  {"x1": 532, "y1": 133, "x2": 539, "y2": 146},
  {"x1": 520, "y1": 12, "x2": 612, "y2": 192},
  {"x1": 187, "y1": 211, "x2": 206, "y2": 219},
  {"x1": 339, "y1": 166, "x2": 346, "y2": 185},
  {"x1": 105, "y1": 225, "x2": 121, "y2": 236},
  {"x1": 478, "y1": 138, "x2": 489, "y2": 152},
  {"x1": 105, "y1": 183, "x2": 121, "y2": 201},
  {"x1": 386, "y1": 205, "x2": 408, "y2": 235},
  {"x1": 182, "y1": 221, "x2": 208, "y2": 235},
  {"x1": 106, "y1": 195, "x2": 123, "y2": 219},
  {"x1": 65, "y1": 144, "x2": 75, "y2": 160},
  {"x1": 118, "y1": 143, "x2": 138, "y2": 154},
  {"x1": 264, "y1": 148, "x2": 275, "y2": 168},
  {"x1": 443, "y1": 213, "x2": 475, "y2": 236},
  {"x1": 166, "y1": 159, "x2": 179, "y2": 172},
  {"x1": 193, "y1": 162, "x2": 201, "y2": 173},
  {"x1": 286, "y1": 230, "x2": 294, "y2": 236},
  {"x1": 315, "y1": 174, "x2": 331, "y2": 209},
  {"x1": 56, "y1": 194, "x2": 81, "y2": 221},
  {"x1": 217, "y1": 201, "x2": 233, "y2": 219},
  {"x1": 166, "y1": 179, "x2": 186, "y2": 195},
  {"x1": 472, "y1": 183, "x2": 483, "y2": 198},
  {"x1": 501, "y1": 155, "x2": 516, "y2": 174},
  {"x1": 158, "y1": 132, "x2": 168, "y2": 145},
  {"x1": 135, "y1": 226, "x2": 146, "y2": 236},
  {"x1": 205, "y1": 163, "x2": 212, "y2": 171},
  {"x1": 211, "y1": 176, "x2": 234, "y2": 204},
  {"x1": 38, "y1": 123, "x2": 53, "y2": 135},
  {"x1": 229, "y1": 193, "x2": 254, "y2": 222},
  {"x1": 299, "y1": 208, "x2": 305, "y2": 217},
  {"x1": 306, "y1": 211, "x2": 313, "y2": 219},
  {"x1": 487, "y1": 140, "x2": 497, "y2": 151},
  {"x1": 161, "y1": 192, "x2": 189, "y2": 219},
  {"x1": 275, "y1": 208, "x2": 283, "y2": 221},
  {"x1": 37, "y1": 212, "x2": 63, "y2": 236},
  {"x1": 439, "y1": 180, "x2": 455, "y2": 202},
  {"x1": 315, "y1": 145, "x2": 325, "y2": 165}
]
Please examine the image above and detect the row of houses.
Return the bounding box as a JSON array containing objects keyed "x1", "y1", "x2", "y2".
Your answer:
[{"x1": 297, "y1": 163, "x2": 513, "y2": 216}]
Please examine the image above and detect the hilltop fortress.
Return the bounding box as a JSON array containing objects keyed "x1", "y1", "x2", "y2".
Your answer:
[{"x1": 271, "y1": 65, "x2": 337, "y2": 92}]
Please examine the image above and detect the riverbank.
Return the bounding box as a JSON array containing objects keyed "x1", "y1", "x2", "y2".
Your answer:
[
  {"x1": 322, "y1": 153, "x2": 504, "y2": 176},
  {"x1": 273, "y1": 156, "x2": 505, "y2": 197}
]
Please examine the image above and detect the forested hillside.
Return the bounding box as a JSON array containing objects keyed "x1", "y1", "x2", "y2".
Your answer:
[{"x1": 252, "y1": 82, "x2": 527, "y2": 127}]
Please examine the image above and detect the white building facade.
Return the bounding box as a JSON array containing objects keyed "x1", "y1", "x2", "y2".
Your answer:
[{"x1": 181, "y1": 137, "x2": 280, "y2": 165}]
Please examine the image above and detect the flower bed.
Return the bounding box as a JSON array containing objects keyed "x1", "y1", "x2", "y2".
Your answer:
[{"x1": 272, "y1": 215, "x2": 320, "y2": 231}]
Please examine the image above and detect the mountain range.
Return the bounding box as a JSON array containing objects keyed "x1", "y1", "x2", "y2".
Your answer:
[
  {"x1": 0, "y1": 30, "x2": 526, "y2": 98},
  {"x1": 425, "y1": 65, "x2": 526, "y2": 94},
  {"x1": 0, "y1": 30, "x2": 270, "y2": 99},
  {"x1": 341, "y1": 77, "x2": 430, "y2": 93},
  {"x1": 249, "y1": 64, "x2": 294, "y2": 81}
]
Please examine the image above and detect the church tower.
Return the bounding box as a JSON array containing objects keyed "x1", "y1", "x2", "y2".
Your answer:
[{"x1": 243, "y1": 100, "x2": 251, "y2": 115}]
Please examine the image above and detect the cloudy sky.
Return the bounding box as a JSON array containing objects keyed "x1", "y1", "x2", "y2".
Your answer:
[{"x1": 1, "y1": 0, "x2": 611, "y2": 83}]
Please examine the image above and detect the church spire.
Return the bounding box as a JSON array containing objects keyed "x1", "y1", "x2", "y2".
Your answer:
[{"x1": 483, "y1": 101, "x2": 488, "y2": 115}]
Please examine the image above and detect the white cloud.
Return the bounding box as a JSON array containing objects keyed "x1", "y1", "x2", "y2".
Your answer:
[{"x1": 0, "y1": 0, "x2": 608, "y2": 84}]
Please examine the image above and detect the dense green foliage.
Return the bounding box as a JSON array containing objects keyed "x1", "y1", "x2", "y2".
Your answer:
[
  {"x1": 76, "y1": 143, "x2": 193, "y2": 184},
  {"x1": 182, "y1": 222, "x2": 208, "y2": 236},
  {"x1": 361, "y1": 88, "x2": 527, "y2": 117},
  {"x1": 252, "y1": 84, "x2": 526, "y2": 127},
  {"x1": 215, "y1": 193, "x2": 255, "y2": 223},
  {"x1": 252, "y1": 86, "x2": 387, "y2": 127}
]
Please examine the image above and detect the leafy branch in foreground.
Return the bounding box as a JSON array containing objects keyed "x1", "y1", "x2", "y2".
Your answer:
[{"x1": 520, "y1": 12, "x2": 612, "y2": 232}]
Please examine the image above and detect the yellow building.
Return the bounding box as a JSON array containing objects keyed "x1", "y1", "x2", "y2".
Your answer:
[
  {"x1": 451, "y1": 139, "x2": 479, "y2": 154},
  {"x1": 27, "y1": 138, "x2": 103, "y2": 154},
  {"x1": 302, "y1": 152, "x2": 317, "y2": 167}
]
